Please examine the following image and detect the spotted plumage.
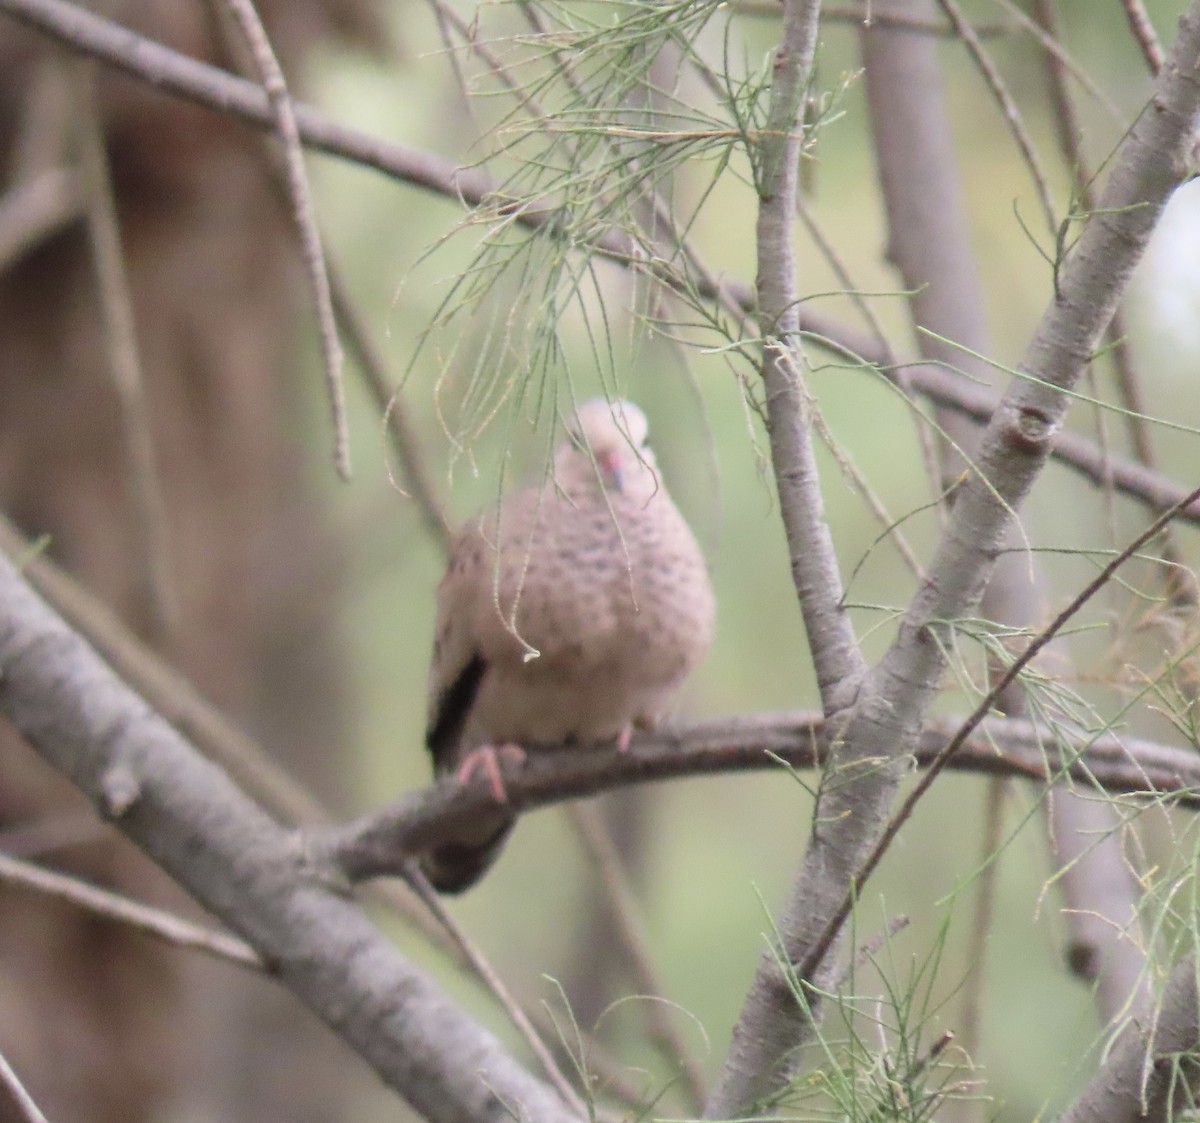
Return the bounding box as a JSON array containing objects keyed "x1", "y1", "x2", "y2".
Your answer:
[{"x1": 422, "y1": 399, "x2": 715, "y2": 892}]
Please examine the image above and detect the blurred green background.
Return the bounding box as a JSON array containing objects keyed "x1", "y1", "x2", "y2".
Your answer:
[{"x1": 289, "y1": 1, "x2": 1200, "y2": 1116}]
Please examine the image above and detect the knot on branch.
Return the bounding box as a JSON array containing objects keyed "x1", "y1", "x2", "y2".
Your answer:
[
  {"x1": 1006, "y1": 403, "x2": 1058, "y2": 452},
  {"x1": 99, "y1": 764, "x2": 141, "y2": 819}
]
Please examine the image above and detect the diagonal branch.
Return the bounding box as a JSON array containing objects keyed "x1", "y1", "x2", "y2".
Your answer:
[
  {"x1": 1059, "y1": 953, "x2": 1200, "y2": 1123},
  {"x1": 0, "y1": 551, "x2": 577, "y2": 1123},
  {"x1": 796, "y1": 482, "x2": 1200, "y2": 986},
  {"x1": 866, "y1": 0, "x2": 1146, "y2": 1032},
  {"x1": 217, "y1": 0, "x2": 350, "y2": 481},
  {"x1": 5, "y1": 0, "x2": 1198, "y2": 530},
  {"x1": 0, "y1": 851, "x2": 262, "y2": 969},
  {"x1": 0, "y1": 1047, "x2": 50, "y2": 1123},
  {"x1": 705, "y1": 6, "x2": 1200, "y2": 1115}
]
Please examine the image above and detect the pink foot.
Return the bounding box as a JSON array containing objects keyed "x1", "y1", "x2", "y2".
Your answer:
[
  {"x1": 615, "y1": 727, "x2": 633, "y2": 753},
  {"x1": 456, "y1": 743, "x2": 527, "y2": 803}
]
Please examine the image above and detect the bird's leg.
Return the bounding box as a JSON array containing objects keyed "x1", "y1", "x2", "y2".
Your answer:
[
  {"x1": 615, "y1": 727, "x2": 632, "y2": 753},
  {"x1": 456, "y1": 743, "x2": 526, "y2": 803}
]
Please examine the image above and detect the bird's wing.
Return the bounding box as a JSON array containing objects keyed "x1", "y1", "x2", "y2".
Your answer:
[{"x1": 425, "y1": 522, "x2": 490, "y2": 773}]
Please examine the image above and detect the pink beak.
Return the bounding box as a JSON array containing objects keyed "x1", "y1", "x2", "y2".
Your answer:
[{"x1": 598, "y1": 449, "x2": 623, "y2": 492}]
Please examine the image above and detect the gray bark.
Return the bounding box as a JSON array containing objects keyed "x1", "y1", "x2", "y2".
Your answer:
[
  {"x1": 862, "y1": 0, "x2": 1146, "y2": 1030},
  {"x1": 704, "y1": 6, "x2": 1200, "y2": 1116},
  {"x1": 0, "y1": 551, "x2": 575, "y2": 1123}
]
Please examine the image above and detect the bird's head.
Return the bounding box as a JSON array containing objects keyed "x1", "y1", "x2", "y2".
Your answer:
[{"x1": 558, "y1": 398, "x2": 658, "y2": 498}]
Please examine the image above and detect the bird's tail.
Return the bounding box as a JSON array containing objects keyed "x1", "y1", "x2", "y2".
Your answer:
[{"x1": 420, "y1": 817, "x2": 515, "y2": 893}]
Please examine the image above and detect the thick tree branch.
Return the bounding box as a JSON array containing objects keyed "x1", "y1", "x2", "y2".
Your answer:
[
  {"x1": 0, "y1": 552, "x2": 577, "y2": 1123},
  {"x1": 1059, "y1": 954, "x2": 1200, "y2": 1123},
  {"x1": 795, "y1": 482, "x2": 1200, "y2": 995},
  {"x1": 865, "y1": 0, "x2": 1146, "y2": 1028},
  {"x1": 706, "y1": 9, "x2": 876, "y2": 1102},
  {"x1": 705, "y1": 7, "x2": 1200, "y2": 1115}
]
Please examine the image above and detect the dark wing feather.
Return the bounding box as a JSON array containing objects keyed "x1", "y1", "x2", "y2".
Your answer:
[{"x1": 425, "y1": 653, "x2": 486, "y2": 772}]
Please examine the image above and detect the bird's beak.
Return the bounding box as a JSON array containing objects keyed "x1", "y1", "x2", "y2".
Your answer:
[{"x1": 599, "y1": 449, "x2": 624, "y2": 492}]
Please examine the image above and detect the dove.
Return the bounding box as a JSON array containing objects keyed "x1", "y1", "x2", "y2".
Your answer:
[{"x1": 421, "y1": 398, "x2": 715, "y2": 892}]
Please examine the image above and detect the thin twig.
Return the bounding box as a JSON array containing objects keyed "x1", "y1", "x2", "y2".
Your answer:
[
  {"x1": 1119, "y1": 0, "x2": 1164, "y2": 74},
  {"x1": 217, "y1": 0, "x2": 351, "y2": 481},
  {"x1": 796, "y1": 482, "x2": 1200, "y2": 984},
  {"x1": 429, "y1": 0, "x2": 549, "y2": 119},
  {"x1": 989, "y1": 0, "x2": 1123, "y2": 122},
  {"x1": 958, "y1": 778, "x2": 1006, "y2": 1067},
  {"x1": 935, "y1": 0, "x2": 1057, "y2": 237},
  {"x1": 753, "y1": 0, "x2": 865, "y2": 709},
  {"x1": 68, "y1": 62, "x2": 178, "y2": 639},
  {"x1": 0, "y1": 1046, "x2": 50, "y2": 1123},
  {"x1": 2, "y1": 0, "x2": 1198, "y2": 528},
  {"x1": 568, "y1": 804, "x2": 708, "y2": 1111},
  {"x1": 737, "y1": 0, "x2": 1013, "y2": 36},
  {"x1": 426, "y1": 0, "x2": 483, "y2": 130},
  {"x1": 526, "y1": 1005, "x2": 650, "y2": 1111},
  {"x1": 1033, "y1": 0, "x2": 1194, "y2": 606},
  {"x1": 202, "y1": 0, "x2": 454, "y2": 550},
  {"x1": 0, "y1": 166, "x2": 81, "y2": 273},
  {"x1": 0, "y1": 851, "x2": 262, "y2": 969},
  {"x1": 401, "y1": 865, "x2": 589, "y2": 1116}
]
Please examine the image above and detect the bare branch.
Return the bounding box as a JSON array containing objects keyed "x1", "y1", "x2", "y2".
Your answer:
[
  {"x1": 1060, "y1": 954, "x2": 1200, "y2": 1123},
  {"x1": 0, "y1": 166, "x2": 81, "y2": 273},
  {"x1": 799, "y1": 484, "x2": 1200, "y2": 990},
  {"x1": 705, "y1": 6, "x2": 1200, "y2": 1113},
  {"x1": 0, "y1": 516, "x2": 643, "y2": 1113},
  {"x1": 216, "y1": 0, "x2": 350, "y2": 481},
  {"x1": 0, "y1": 851, "x2": 262, "y2": 969},
  {"x1": 935, "y1": 0, "x2": 1057, "y2": 236},
  {"x1": 318, "y1": 712, "x2": 1200, "y2": 883},
  {"x1": 871, "y1": 0, "x2": 1146, "y2": 1032},
  {"x1": 69, "y1": 62, "x2": 178, "y2": 638},
  {"x1": 0, "y1": 551, "x2": 577, "y2": 1123},
  {"x1": 1032, "y1": 0, "x2": 1156, "y2": 1021},
  {"x1": 0, "y1": 515, "x2": 453, "y2": 949},
  {"x1": 3, "y1": 0, "x2": 1199, "y2": 533},
  {"x1": 401, "y1": 867, "x2": 588, "y2": 1115},
  {"x1": 0, "y1": 1047, "x2": 51, "y2": 1123},
  {"x1": 1035, "y1": 0, "x2": 1191, "y2": 600},
  {"x1": 753, "y1": 0, "x2": 865, "y2": 709},
  {"x1": 1120, "y1": 0, "x2": 1165, "y2": 74}
]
